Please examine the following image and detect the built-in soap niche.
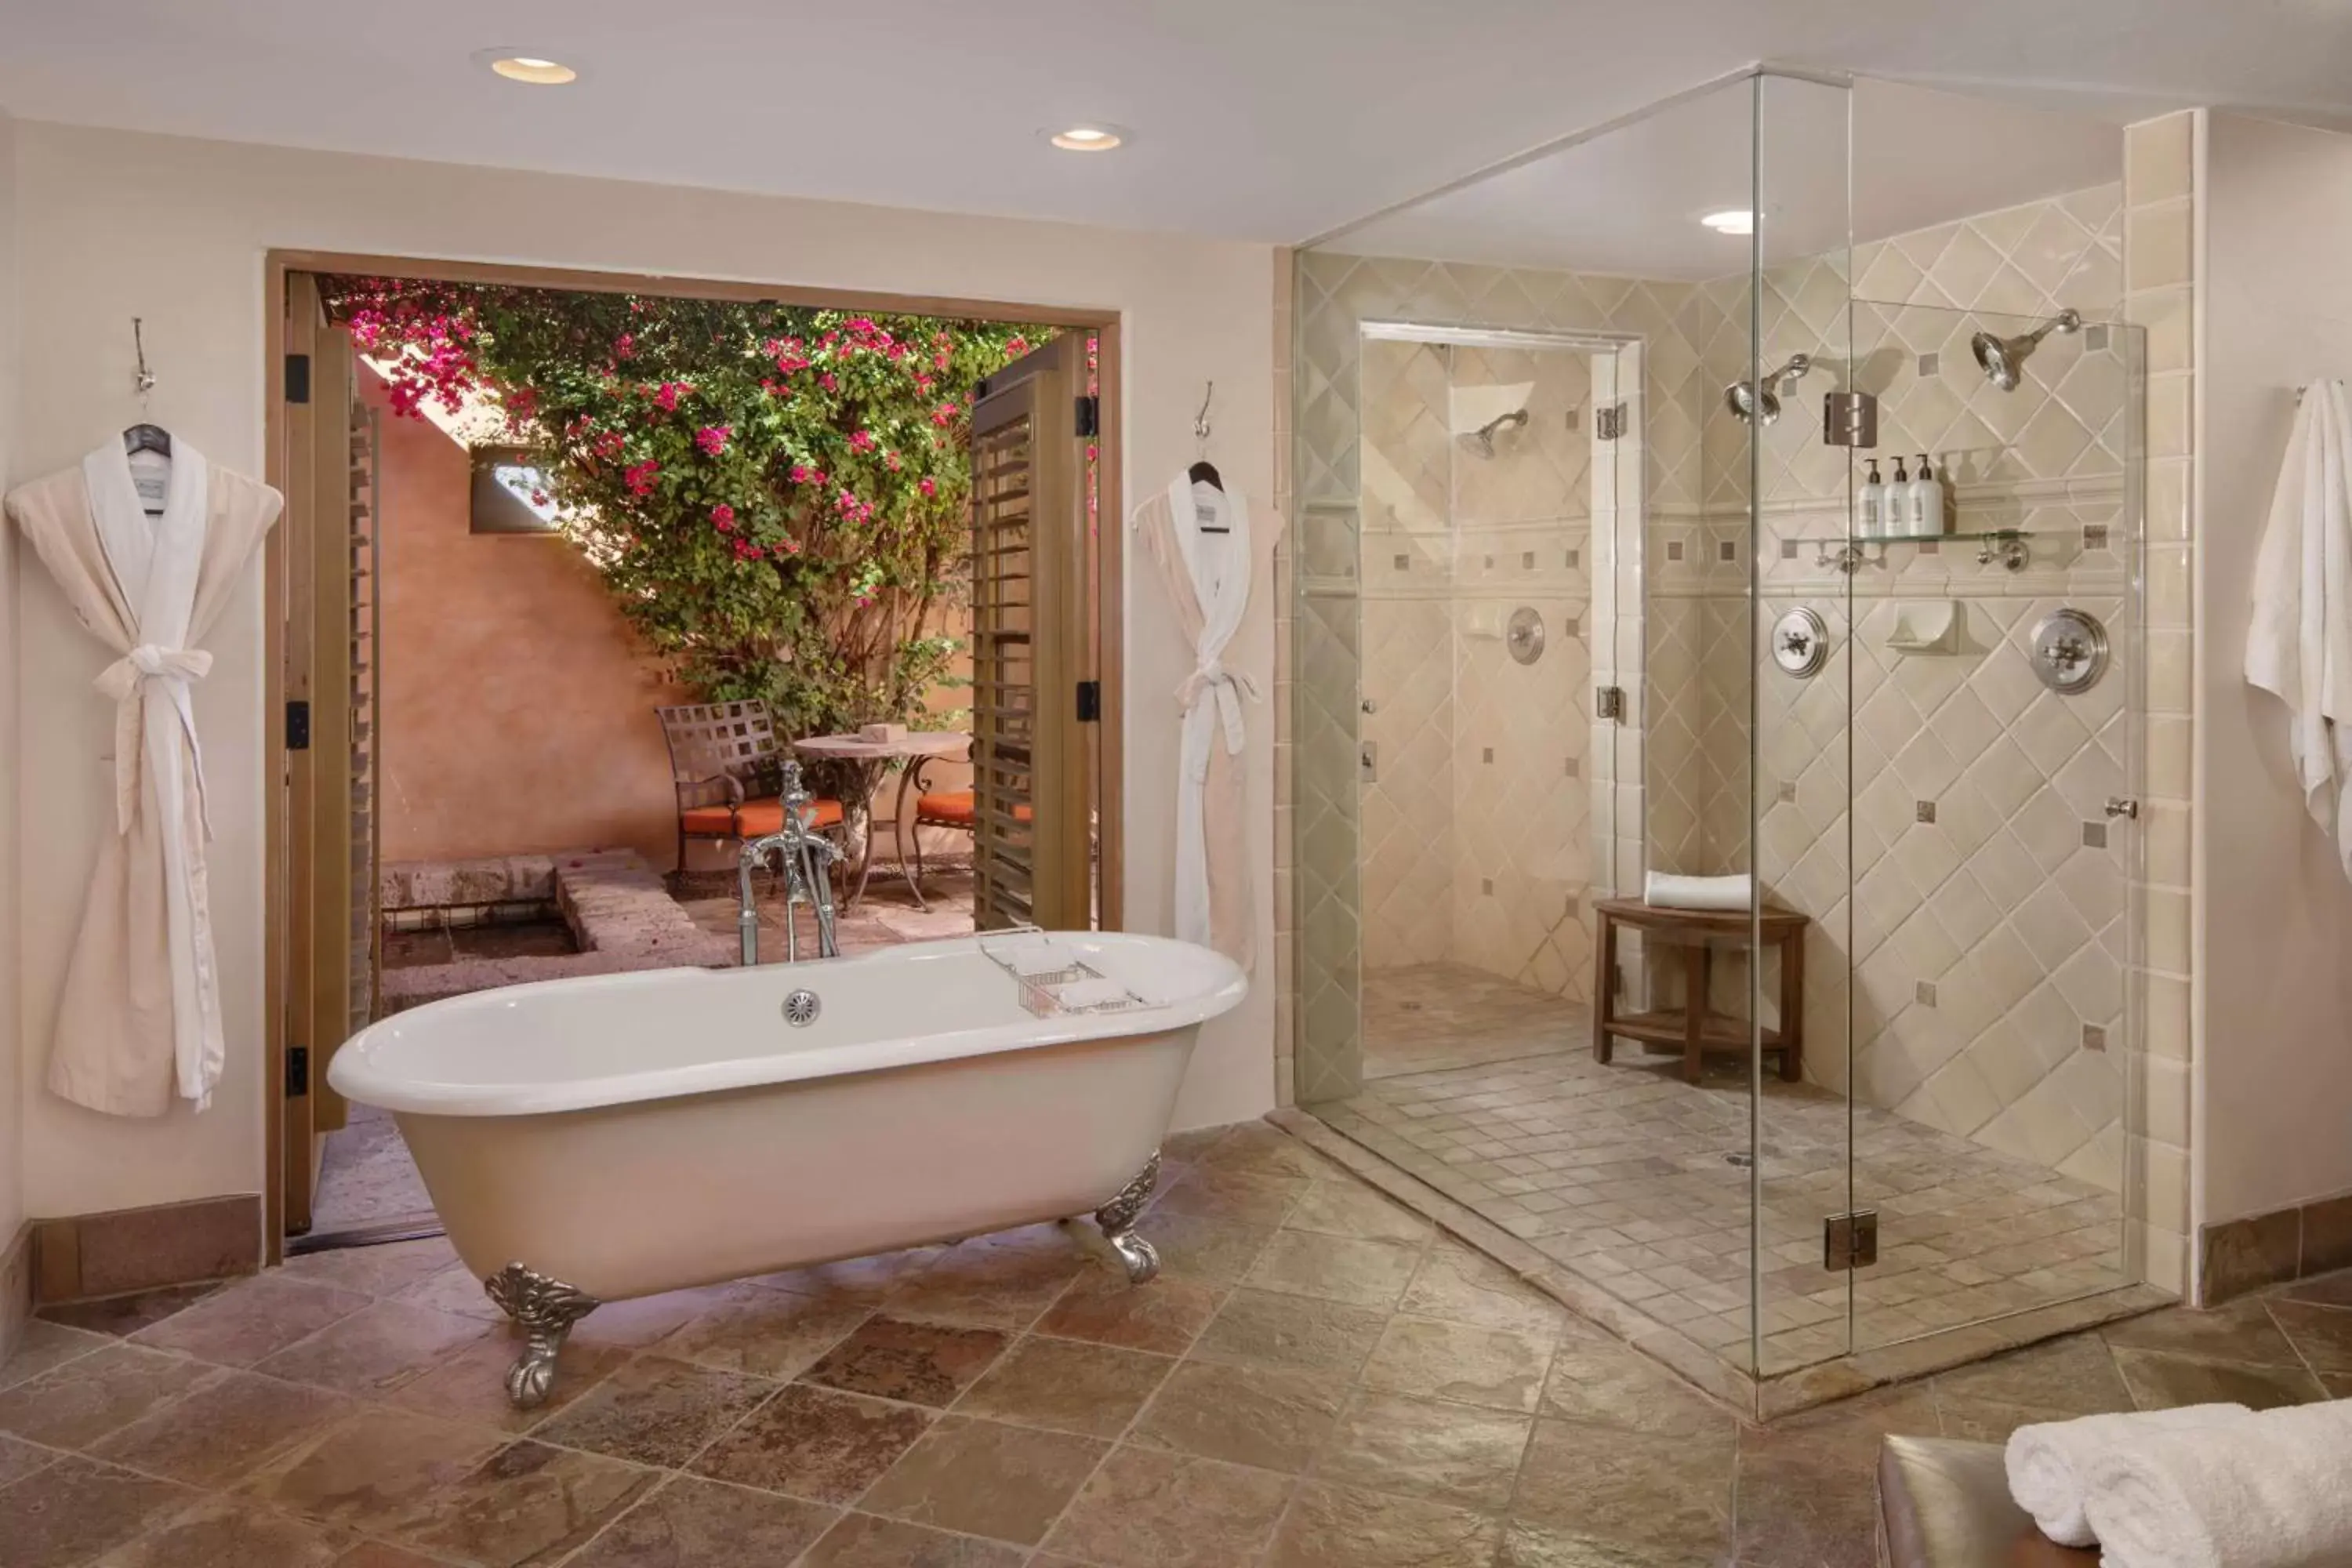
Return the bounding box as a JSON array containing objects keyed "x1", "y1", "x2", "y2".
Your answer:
[{"x1": 1886, "y1": 600, "x2": 1962, "y2": 655}]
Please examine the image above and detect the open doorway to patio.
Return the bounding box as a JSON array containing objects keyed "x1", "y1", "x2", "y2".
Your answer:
[{"x1": 265, "y1": 257, "x2": 1123, "y2": 1253}]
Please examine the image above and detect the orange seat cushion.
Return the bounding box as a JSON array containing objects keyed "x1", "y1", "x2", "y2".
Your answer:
[
  {"x1": 916, "y1": 791, "x2": 1029, "y2": 826},
  {"x1": 681, "y1": 796, "x2": 844, "y2": 838}
]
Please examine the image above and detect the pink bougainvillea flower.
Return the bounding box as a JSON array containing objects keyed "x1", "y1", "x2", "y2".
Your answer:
[
  {"x1": 849, "y1": 430, "x2": 876, "y2": 452},
  {"x1": 613, "y1": 332, "x2": 636, "y2": 360},
  {"x1": 696, "y1": 424, "x2": 731, "y2": 456},
  {"x1": 820, "y1": 372, "x2": 839, "y2": 393},
  {"x1": 710, "y1": 503, "x2": 736, "y2": 532},
  {"x1": 1006, "y1": 334, "x2": 1029, "y2": 355},
  {"x1": 931, "y1": 401, "x2": 960, "y2": 427},
  {"x1": 782, "y1": 538, "x2": 803, "y2": 555},
  {"x1": 836, "y1": 489, "x2": 860, "y2": 515},
  {"x1": 885, "y1": 451, "x2": 902, "y2": 471},
  {"x1": 918, "y1": 476, "x2": 938, "y2": 498},
  {"x1": 654, "y1": 381, "x2": 687, "y2": 412},
  {"x1": 623, "y1": 459, "x2": 660, "y2": 497}
]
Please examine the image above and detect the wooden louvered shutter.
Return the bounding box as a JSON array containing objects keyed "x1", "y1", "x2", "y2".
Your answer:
[
  {"x1": 281, "y1": 274, "x2": 374, "y2": 1233},
  {"x1": 967, "y1": 336, "x2": 1091, "y2": 931}
]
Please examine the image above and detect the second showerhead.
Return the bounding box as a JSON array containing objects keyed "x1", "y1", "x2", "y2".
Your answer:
[
  {"x1": 1723, "y1": 354, "x2": 1813, "y2": 426},
  {"x1": 1971, "y1": 308, "x2": 2082, "y2": 392}
]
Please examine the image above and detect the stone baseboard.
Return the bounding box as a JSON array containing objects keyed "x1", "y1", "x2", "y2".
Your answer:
[
  {"x1": 2199, "y1": 1191, "x2": 2352, "y2": 1304},
  {"x1": 0, "y1": 1221, "x2": 32, "y2": 1365},
  {"x1": 31, "y1": 1194, "x2": 262, "y2": 1305}
]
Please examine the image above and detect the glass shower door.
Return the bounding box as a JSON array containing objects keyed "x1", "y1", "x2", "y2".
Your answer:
[{"x1": 1838, "y1": 296, "x2": 2143, "y2": 1358}]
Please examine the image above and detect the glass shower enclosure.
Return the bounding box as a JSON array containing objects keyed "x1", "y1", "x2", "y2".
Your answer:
[{"x1": 1290, "y1": 68, "x2": 2158, "y2": 1406}]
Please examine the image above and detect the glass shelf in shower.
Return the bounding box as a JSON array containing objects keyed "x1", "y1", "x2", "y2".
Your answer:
[{"x1": 1783, "y1": 528, "x2": 2038, "y2": 546}]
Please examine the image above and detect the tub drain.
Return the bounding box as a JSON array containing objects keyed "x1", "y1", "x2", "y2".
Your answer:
[{"x1": 782, "y1": 989, "x2": 821, "y2": 1026}]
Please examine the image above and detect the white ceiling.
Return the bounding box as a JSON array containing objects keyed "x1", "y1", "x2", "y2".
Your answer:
[
  {"x1": 1327, "y1": 79, "x2": 2129, "y2": 276},
  {"x1": 0, "y1": 0, "x2": 2346, "y2": 242}
]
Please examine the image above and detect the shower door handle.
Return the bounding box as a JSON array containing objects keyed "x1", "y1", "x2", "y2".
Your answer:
[{"x1": 1359, "y1": 742, "x2": 1378, "y2": 783}]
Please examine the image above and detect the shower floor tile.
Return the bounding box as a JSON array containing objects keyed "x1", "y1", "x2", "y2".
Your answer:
[{"x1": 1330, "y1": 964, "x2": 2129, "y2": 1376}]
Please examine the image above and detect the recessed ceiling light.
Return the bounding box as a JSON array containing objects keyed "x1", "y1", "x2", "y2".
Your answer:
[
  {"x1": 1044, "y1": 124, "x2": 1129, "y2": 153},
  {"x1": 479, "y1": 50, "x2": 578, "y2": 85},
  {"x1": 1700, "y1": 209, "x2": 1756, "y2": 236}
]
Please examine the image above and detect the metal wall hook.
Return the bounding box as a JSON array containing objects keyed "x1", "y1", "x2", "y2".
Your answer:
[
  {"x1": 1193, "y1": 381, "x2": 1214, "y2": 456},
  {"x1": 132, "y1": 317, "x2": 157, "y2": 403}
]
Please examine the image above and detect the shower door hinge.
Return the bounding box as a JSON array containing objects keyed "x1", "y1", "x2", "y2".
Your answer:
[
  {"x1": 285, "y1": 353, "x2": 311, "y2": 405},
  {"x1": 1824, "y1": 1209, "x2": 1879, "y2": 1271},
  {"x1": 1074, "y1": 679, "x2": 1101, "y2": 723},
  {"x1": 1595, "y1": 403, "x2": 1627, "y2": 441},
  {"x1": 1595, "y1": 685, "x2": 1626, "y2": 722},
  {"x1": 1073, "y1": 394, "x2": 1100, "y2": 438},
  {"x1": 285, "y1": 1045, "x2": 310, "y2": 1099},
  {"x1": 1822, "y1": 390, "x2": 1878, "y2": 448}
]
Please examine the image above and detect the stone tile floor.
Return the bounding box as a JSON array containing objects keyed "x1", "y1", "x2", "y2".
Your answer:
[
  {"x1": 1329, "y1": 964, "x2": 2126, "y2": 1375},
  {"x1": 5, "y1": 1120, "x2": 2346, "y2": 1568}
]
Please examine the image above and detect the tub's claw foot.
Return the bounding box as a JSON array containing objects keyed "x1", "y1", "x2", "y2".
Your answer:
[
  {"x1": 1093, "y1": 1152, "x2": 1163, "y2": 1285},
  {"x1": 483, "y1": 1263, "x2": 599, "y2": 1410}
]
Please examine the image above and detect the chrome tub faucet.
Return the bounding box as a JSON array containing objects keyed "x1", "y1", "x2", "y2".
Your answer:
[{"x1": 738, "y1": 760, "x2": 841, "y2": 965}]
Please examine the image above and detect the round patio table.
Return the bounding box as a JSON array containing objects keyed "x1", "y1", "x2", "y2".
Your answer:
[{"x1": 790, "y1": 730, "x2": 969, "y2": 910}]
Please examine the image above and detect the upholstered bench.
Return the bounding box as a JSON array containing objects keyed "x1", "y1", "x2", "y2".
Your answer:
[{"x1": 1877, "y1": 1436, "x2": 2096, "y2": 1568}]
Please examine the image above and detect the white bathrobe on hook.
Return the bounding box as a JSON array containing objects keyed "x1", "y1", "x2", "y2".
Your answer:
[
  {"x1": 5, "y1": 441, "x2": 282, "y2": 1116},
  {"x1": 2246, "y1": 379, "x2": 2352, "y2": 882},
  {"x1": 1134, "y1": 474, "x2": 1279, "y2": 971}
]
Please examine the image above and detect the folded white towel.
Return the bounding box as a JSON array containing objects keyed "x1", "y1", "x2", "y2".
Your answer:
[
  {"x1": 2082, "y1": 1399, "x2": 2352, "y2": 1568},
  {"x1": 1051, "y1": 978, "x2": 1133, "y2": 1011},
  {"x1": 2004, "y1": 1403, "x2": 2250, "y2": 1547},
  {"x1": 1642, "y1": 872, "x2": 1754, "y2": 912}
]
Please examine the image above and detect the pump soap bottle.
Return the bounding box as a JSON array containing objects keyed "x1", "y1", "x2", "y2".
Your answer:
[
  {"x1": 1858, "y1": 459, "x2": 1885, "y2": 539},
  {"x1": 1910, "y1": 453, "x2": 1945, "y2": 537}
]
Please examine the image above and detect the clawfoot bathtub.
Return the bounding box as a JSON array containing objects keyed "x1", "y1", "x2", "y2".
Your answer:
[{"x1": 329, "y1": 931, "x2": 1245, "y2": 1406}]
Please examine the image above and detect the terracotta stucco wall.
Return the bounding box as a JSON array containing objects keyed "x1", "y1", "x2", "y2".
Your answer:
[{"x1": 365, "y1": 366, "x2": 691, "y2": 871}]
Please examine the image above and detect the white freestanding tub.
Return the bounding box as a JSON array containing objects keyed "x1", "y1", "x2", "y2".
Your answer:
[{"x1": 328, "y1": 931, "x2": 1246, "y2": 1405}]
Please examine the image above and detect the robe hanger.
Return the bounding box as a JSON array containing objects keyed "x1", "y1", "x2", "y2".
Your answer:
[
  {"x1": 1188, "y1": 381, "x2": 1229, "y2": 531},
  {"x1": 124, "y1": 318, "x2": 172, "y2": 460}
]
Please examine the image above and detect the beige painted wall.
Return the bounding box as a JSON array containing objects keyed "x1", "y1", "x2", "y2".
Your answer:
[
  {"x1": 0, "y1": 109, "x2": 22, "y2": 1244},
  {"x1": 2197, "y1": 112, "x2": 2352, "y2": 1227},
  {"x1": 9, "y1": 122, "x2": 1278, "y2": 1222},
  {"x1": 363, "y1": 366, "x2": 690, "y2": 873}
]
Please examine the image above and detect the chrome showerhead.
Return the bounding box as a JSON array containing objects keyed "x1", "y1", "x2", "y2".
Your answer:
[
  {"x1": 1723, "y1": 354, "x2": 1813, "y2": 425},
  {"x1": 1468, "y1": 406, "x2": 1530, "y2": 458},
  {"x1": 1970, "y1": 307, "x2": 2082, "y2": 392}
]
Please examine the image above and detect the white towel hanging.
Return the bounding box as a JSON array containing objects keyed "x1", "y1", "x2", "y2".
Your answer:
[{"x1": 2245, "y1": 378, "x2": 2352, "y2": 883}]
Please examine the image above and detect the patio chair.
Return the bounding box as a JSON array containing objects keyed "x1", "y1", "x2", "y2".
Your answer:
[
  {"x1": 898, "y1": 749, "x2": 1029, "y2": 892},
  {"x1": 655, "y1": 699, "x2": 847, "y2": 869}
]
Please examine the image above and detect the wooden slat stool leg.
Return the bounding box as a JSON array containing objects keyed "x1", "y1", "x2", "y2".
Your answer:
[
  {"x1": 1682, "y1": 940, "x2": 1708, "y2": 1086},
  {"x1": 1593, "y1": 905, "x2": 1619, "y2": 1066}
]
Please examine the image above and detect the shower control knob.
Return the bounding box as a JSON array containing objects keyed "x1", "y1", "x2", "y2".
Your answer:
[
  {"x1": 2105, "y1": 797, "x2": 2140, "y2": 821},
  {"x1": 2043, "y1": 634, "x2": 2089, "y2": 670},
  {"x1": 1780, "y1": 629, "x2": 1813, "y2": 657}
]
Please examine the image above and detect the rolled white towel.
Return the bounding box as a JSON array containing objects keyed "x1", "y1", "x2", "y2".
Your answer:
[
  {"x1": 2004, "y1": 1403, "x2": 2250, "y2": 1547},
  {"x1": 2082, "y1": 1399, "x2": 2352, "y2": 1568},
  {"x1": 1642, "y1": 872, "x2": 1755, "y2": 912}
]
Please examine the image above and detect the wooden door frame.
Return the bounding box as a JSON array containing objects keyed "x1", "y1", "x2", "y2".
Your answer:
[{"x1": 260, "y1": 250, "x2": 1127, "y2": 1261}]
